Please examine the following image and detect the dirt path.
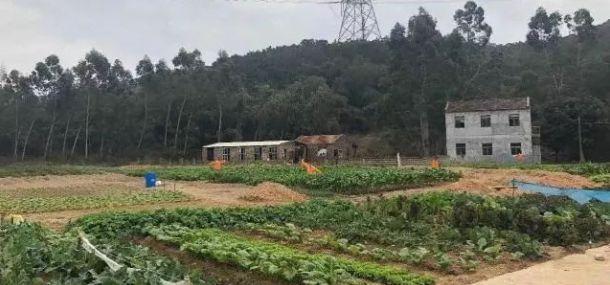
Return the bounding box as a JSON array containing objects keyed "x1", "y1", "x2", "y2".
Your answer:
[
  {"x1": 350, "y1": 167, "x2": 599, "y2": 202},
  {"x1": 4, "y1": 173, "x2": 306, "y2": 230},
  {"x1": 471, "y1": 245, "x2": 610, "y2": 285}
]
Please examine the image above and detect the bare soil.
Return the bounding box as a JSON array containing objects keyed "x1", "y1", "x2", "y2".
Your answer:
[
  {"x1": 239, "y1": 182, "x2": 308, "y2": 203},
  {"x1": 0, "y1": 173, "x2": 307, "y2": 230},
  {"x1": 350, "y1": 167, "x2": 600, "y2": 202},
  {"x1": 471, "y1": 245, "x2": 610, "y2": 285}
]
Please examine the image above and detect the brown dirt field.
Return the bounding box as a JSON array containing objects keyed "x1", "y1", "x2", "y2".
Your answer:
[
  {"x1": 471, "y1": 245, "x2": 610, "y2": 285},
  {"x1": 350, "y1": 167, "x2": 600, "y2": 202},
  {"x1": 1, "y1": 173, "x2": 307, "y2": 230},
  {"x1": 239, "y1": 182, "x2": 308, "y2": 203}
]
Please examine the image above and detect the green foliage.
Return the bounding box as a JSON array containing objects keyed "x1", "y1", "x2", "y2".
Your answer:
[
  {"x1": 562, "y1": 162, "x2": 610, "y2": 177},
  {"x1": 0, "y1": 164, "x2": 110, "y2": 178},
  {"x1": 0, "y1": 190, "x2": 188, "y2": 214},
  {"x1": 0, "y1": 223, "x2": 214, "y2": 284},
  {"x1": 125, "y1": 165, "x2": 460, "y2": 194},
  {"x1": 72, "y1": 191, "x2": 610, "y2": 279},
  {"x1": 147, "y1": 225, "x2": 434, "y2": 285},
  {"x1": 591, "y1": 174, "x2": 610, "y2": 187}
]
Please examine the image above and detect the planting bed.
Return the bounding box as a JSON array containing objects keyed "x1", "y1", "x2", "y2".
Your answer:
[
  {"x1": 125, "y1": 164, "x2": 460, "y2": 194},
  {"x1": 3, "y1": 191, "x2": 598, "y2": 285}
]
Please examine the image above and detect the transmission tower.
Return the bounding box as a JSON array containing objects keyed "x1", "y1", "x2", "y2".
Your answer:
[{"x1": 337, "y1": 0, "x2": 382, "y2": 42}]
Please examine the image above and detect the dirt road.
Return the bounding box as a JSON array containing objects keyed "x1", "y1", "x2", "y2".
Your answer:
[{"x1": 472, "y1": 245, "x2": 610, "y2": 285}]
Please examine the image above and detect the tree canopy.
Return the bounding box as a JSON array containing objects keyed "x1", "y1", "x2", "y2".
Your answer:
[{"x1": 1, "y1": 3, "x2": 609, "y2": 162}]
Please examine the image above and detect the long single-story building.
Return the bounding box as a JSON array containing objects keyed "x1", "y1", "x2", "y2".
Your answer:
[
  {"x1": 202, "y1": 140, "x2": 295, "y2": 162},
  {"x1": 202, "y1": 134, "x2": 358, "y2": 163}
]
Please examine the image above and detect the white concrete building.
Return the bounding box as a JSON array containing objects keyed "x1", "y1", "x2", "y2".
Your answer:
[{"x1": 445, "y1": 97, "x2": 541, "y2": 163}]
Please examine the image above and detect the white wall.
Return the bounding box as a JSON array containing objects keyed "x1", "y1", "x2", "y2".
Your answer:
[{"x1": 445, "y1": 109, "x2": 540, "y2": 163}]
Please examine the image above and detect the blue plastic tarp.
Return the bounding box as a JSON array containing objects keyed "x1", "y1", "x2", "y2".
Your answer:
[{"x1": 514, "y1": 181, "x2": 610, "y2": 204}]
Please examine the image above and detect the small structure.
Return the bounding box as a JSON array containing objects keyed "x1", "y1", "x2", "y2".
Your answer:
[
  {"x1": 203, "y1": 140, "x2": 295, "y2": 163},
  {"x1": 295, "y1": 134, "x2": 356, "y2": 163},
  {"x1": 445, "y1": 97, "x2": 541, "y2": 163}
]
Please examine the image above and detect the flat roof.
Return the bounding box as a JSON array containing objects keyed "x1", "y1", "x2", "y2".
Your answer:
[{"x1": 203, "y1": 140, "x2": 292, "y2": 148}]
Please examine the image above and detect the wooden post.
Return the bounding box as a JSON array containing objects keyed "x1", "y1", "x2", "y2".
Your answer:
[{"x1": 396, "y1": 153, "x2": 402, "y2": 167}]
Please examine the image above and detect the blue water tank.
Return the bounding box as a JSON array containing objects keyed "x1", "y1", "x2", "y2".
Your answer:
[{"x1": 145, "y1": 172, "x2": 157, "y2": 188}]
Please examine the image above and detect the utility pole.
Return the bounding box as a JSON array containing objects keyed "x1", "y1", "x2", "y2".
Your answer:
[
  {"x1": 578, "y1": 115, "x2": 585, "y2": 163},
  {"x1": 337, "y1": 0, "x2": 382, "y2": 42}
]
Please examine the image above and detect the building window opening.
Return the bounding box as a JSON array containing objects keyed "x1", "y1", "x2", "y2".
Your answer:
[
  {"x1": 482, "y1": 143, "x2": 493, "y2": 156},
  {"x1": 455, "y1": 116, "x2": 465, "y2": 128},
  {"x1": 222, "y1": 147, "x2": 231, "y2": 161},
  {"x1": 456, "y1": 143, "x2": 466, "y2": 156},
  {"x1": 268, "y1": 147, "x2": 278, "y2": 160},
  {"x1": 510, "y1": 143, "x2": 522, "y2": 155},
  {"x1": 509, "y1": 114, "x2": 520, "y2": 126},
  {"x1": 254, "y1": 147, "x2": 262, "y2": 160},
  {"x1": 481, "y1": 115, "x2": 491, "y2": 127},
  {"x1": 239, "y1": 148, "x2": 245, "y2": 160}
]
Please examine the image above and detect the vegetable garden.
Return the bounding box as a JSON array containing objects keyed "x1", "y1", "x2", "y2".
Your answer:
[
  {"x1": 1, "y1": 163, "x2": 609, "y2": 284},
  {"x1": 3, "y1": 191, "x2": 607, "y2": 285},
  {"x1": 125, "y1": 164, "x2": 460, "y2": 194}
]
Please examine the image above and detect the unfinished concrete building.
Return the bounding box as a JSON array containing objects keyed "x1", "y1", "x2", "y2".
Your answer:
[{"x1": 445, "y1": 97, "x2": 541, "y2": 163}]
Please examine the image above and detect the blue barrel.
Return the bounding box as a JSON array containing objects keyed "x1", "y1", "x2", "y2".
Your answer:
[{"x1": 145, "y1": 172, "x2": 157, "y2": 188}]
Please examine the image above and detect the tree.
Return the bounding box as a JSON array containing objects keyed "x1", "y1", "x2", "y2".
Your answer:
[
  {"x1": 453, "y1": 1, "x2": 492, "y2": 46},
  {"x1": 526, "y1": 7, "x2": 563, "y2": 51},
  {"x1": 526, "y1": 7, "x2": 565, "y2": 96},
  {"x1": 73, "y1": 50, "x2": 112, "y2": 159},
  {"x1": 407, "y1": 7, "x2": 442, "y2": 157}
]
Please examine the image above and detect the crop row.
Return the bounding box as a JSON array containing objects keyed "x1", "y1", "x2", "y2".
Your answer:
[
  {"x1": 0, "y1": 190, "x2": 188, "y2": 214},
  {"x1": 240, "y1": 222, "x2": 523, "y2": 273},
  {"x1": 125, "y1": 164, "x2": 460, "y2": 194},
  {"x1": 74, "y1": 193, "x2": 610, "y2": 251},
  {"x1": 147, "y1": 225, "x2": 435, "y2": 285},
  {"x1": 0, "y1": 223, "x2": 213, "y2": 284}
]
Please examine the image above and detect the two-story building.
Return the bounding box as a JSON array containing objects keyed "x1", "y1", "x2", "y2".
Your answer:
[{"x1": 445, "y1": 97, "x2": 541, "y2": 163}]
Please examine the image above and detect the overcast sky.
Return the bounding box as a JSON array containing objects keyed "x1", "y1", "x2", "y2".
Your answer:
[{"x1": 1, "y1": 0, "x2": 609, "y2": 73}]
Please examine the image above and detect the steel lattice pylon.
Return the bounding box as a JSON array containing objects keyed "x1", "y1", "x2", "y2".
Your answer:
[{"x1": 337, "y1": 0, "x2": 382, "y2": 42}]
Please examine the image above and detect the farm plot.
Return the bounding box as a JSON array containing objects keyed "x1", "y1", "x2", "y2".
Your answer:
[
  {"x1": 64, "y1": 191, "x2": 610, "y2": 285},
  {"x1": 0, "y1": 174, "x2": 189, "y2": 214},
  {"x1": 124, "y1": 164, "x2": 460, "y2": 194}
]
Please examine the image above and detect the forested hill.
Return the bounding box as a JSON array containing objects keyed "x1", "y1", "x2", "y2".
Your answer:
[{"x1": 0, "y1": 4, "x2": 609, "y2": 162}]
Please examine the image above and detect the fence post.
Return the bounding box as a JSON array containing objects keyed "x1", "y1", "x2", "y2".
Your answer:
[{"x1": 396, "y1": 153, "x2": 402, "y2": 167}]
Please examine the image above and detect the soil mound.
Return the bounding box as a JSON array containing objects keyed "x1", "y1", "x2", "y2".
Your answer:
[{"x1": 240, "y1": 182, "x2": 307, "y2": 203}]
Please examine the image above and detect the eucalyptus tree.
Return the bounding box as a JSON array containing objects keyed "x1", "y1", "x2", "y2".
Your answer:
[
  {"x1": 526, "y1": 7, "x2": 565, "y2": 96},
  {"x1": 564, "y1": 9, "x2": 596, "y2": 85},
  {"x1": 171, "y1": 48, "x2": 204, "y2": 152},
  {"x1": 30, "y1": 55, "x2": 69, "y2": 159},
  {"x1": 135, "y1": 55, "x2": 155, "y2": 149},
  {"x1": 452, "y1": 1, "x2": 493, "y2": 97},
  {"x1": 406, "y1": 7, "x2": 443, "y2": 157},
  {"x1": 73, "y1": 50, "x2": 112, "y2": 158}
]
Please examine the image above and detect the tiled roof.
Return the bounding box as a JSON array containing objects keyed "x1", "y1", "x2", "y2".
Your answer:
[
  {"x1": 446, "y1": 97, "x2": 530, "y2": 113},
  {"x1": 295, "y1": 134, "x2": 344, "y2": 145}
]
